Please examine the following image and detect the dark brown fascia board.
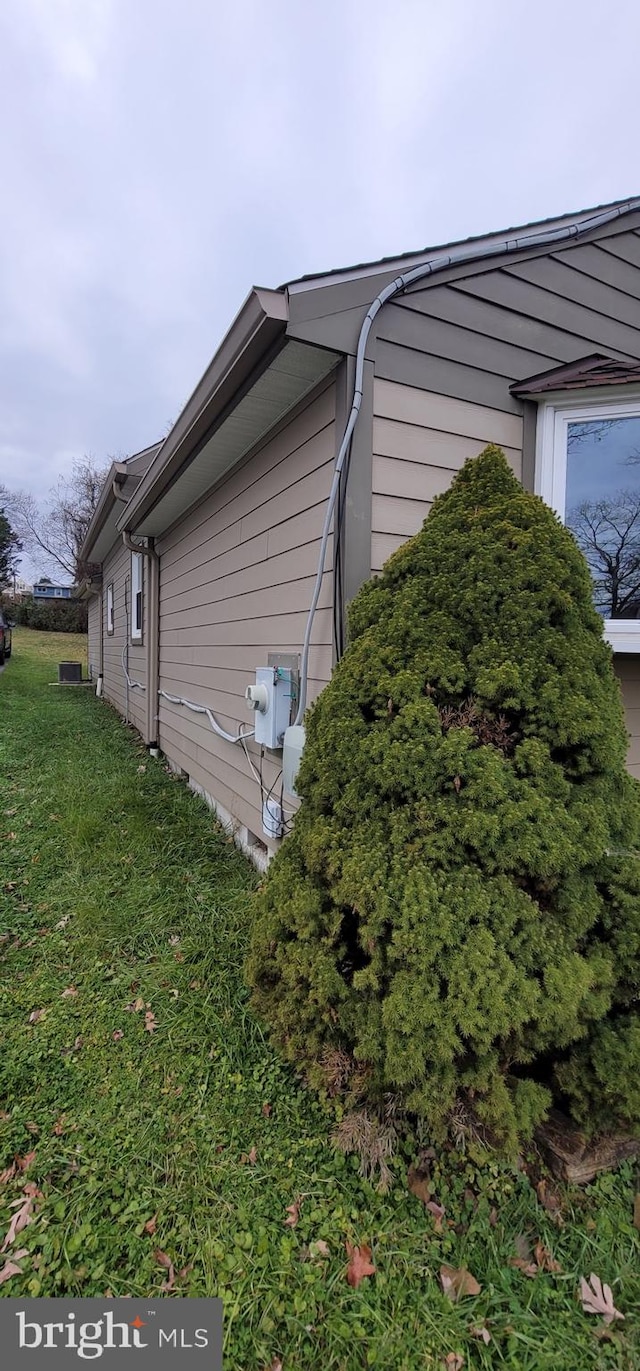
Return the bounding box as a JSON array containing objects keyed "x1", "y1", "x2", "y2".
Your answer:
[{"x1": 118, "y1": 286, "x2": 288, "y2": 534}]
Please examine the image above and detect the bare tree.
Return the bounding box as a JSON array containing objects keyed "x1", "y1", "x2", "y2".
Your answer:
[
  {"x1": 568, "y1": 490, "x2": 640, "y2": 618},
  {"x1": 3, "y1": 457, "x2": 110, "y2": 584}
]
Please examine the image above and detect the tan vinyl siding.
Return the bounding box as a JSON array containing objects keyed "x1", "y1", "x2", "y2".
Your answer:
[
  {"x1": 87, "y1": 595, "x2": 101, "y2": 680},
  {"x1": 156, "y1": 382, "x2": 336, "y2": 851},
  {"x1": 101, "y1": 538, "x2": 148, "y2": 738},
  {"x1": 371, "y1": 380, "x2": 523, "y2": 572},
  {"x1": 612, "y1": 657, "x2": 640, "y2": 780}
]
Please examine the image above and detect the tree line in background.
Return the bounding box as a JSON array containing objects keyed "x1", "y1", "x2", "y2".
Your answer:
[{"x1": 0, "y1": 457, "x2": 110, "y2": 631}]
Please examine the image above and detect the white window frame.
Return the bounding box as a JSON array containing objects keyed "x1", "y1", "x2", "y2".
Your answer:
[
  {"x1": 131, "y1": 552, "x2": 143, "y2": 643},
  {"x1": 535, "y1": 387, "x2": 640, "y2": 653},
  {"x1": 106, "y1": 583, "x2": 114, "y2": 636}
]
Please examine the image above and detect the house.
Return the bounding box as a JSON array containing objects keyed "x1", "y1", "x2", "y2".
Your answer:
[
  {"x1": 81, "y1": 194, "x2": 640, "y2": 865},
  {"x1": 33, "y1": 580, "x2": 75, "y2": 599}
]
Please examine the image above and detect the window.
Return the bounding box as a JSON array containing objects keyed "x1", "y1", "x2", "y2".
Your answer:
[
  {"x1": 131, "y1": 552, "x2": 143, "y2": 642},
  {"x1": 106, "y1": 583, "x2": 114, "y2": 635},
  {"x1": 536, "y1": 393, "x2": 640, "y2": 652}
]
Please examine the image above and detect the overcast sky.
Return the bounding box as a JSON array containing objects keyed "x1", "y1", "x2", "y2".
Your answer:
[{"x1": 1, "y1": 0, "x2": 639, "y2": 578}]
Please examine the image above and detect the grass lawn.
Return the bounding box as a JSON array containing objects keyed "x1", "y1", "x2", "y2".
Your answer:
[{"x1": 1, "y1": 628, "x2": 639, "y2": 1369}]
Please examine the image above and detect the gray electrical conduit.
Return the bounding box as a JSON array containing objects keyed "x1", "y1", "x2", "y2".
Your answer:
[{"x1": 293, "y1": 197, "x2": 640, "y2": 727}]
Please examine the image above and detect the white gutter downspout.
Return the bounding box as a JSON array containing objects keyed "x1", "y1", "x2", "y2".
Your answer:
[{"x1": 122, "y1": 531, "x2": 159, "y2": 748}]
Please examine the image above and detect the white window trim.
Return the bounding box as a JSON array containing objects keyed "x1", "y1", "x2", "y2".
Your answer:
[
  {"x1": 131, "y1": 552, "x2": 143, "y2": 643},
  {"x1": 106, "y1": 583, "x2": 114, "y2": 636},
  {"x1": 535, "y1": 387, "x2": 640, "y2": 653}
]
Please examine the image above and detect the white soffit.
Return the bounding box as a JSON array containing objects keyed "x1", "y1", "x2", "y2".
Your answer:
[{"x1": 134, "y1": 341, "x2": 340, "y2": 536}]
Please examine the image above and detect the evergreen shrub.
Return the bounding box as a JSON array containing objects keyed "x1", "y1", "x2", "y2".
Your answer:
[{"x1": 247, "y1": 447, "x2": 640, "y2": 1151}]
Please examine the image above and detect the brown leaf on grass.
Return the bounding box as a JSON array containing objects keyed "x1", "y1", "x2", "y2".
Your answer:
[
  {"x1": 16, "y1": 1151, "x2": 36, "y2": 1172},
  {"x1": 443, "y1": 1354, "x2": 464, "y2": 1370},
  {"x1": 633, "y1": 1194, "x2": 640, "y2": 1230},
  {"x1": 264, "y1": 1360, "x2": 283, "y2": 1371},
  {"x1": 509, "y1": 1256, "x2": 538, "y2": 1278},
  {"x1": 143, "y1": 1215, "x2": 157, "y2": 1236},
  {"x1": 0, "y1": 1249, "x2": 29, "y2": 1285},
  {"x1": 407, "y1": 1162, "x2": 431, "y2": 1206},
  {"x1": 469, "y1": 1324, "x2": 491, "y2": 1345},
  {"x1": 144, "y1": 1012, "x2": 158, "y2": 1033},
  {"x1": 112, "y1": 1030, "x2": 124, "y2": 1042},
  {"x1": 579, "y1": 1274, "x2": 624, "y2": 1325},
  {"x1": 488, "y1": 1206, "x2": 498, "y2": 1227},
  {"x1": 345, "y1": 1241, "x2": 376, "y2": 1288},
  {"x1": 52, "y1": 1117, "x2": 65, "y2": 1137},
  {"x1": 154, "y1": 1248, "x2": 175, "y2": 1292},
  {"x1": 74, "y1": 1035, "x2": 83, "y2": 1051},
  {"x1": 28, "y1": 1009, "x2": 45, "y2": 1024},
  {"x1": 440, "y1": 1264, "x2": 481, "y2": 1301},
  {"x1": 0, "y1": 1164, "x2": 17, "y2": 1185},
  {"x1": 284, "y1": 1200, "x2": 301, "y2": 1228},
  {"x1": 262, "y1": 1102, "x2": 272, "y2": 1117},
  {"x1": 536, "y1": 1178, "x2": 562, "y2": 1216},
  {"x1": 2, "y1": 1187, "x2": 42, "y2": 1251},
  {"x1": 240, "y1": 1146, "x2": 258, "y2": 1166},
  {"x1": 308, "y1": 1240, "x2": 330, "y2": 1260},
  {"x1": 426, "y1": 1200, "x2": 446, "y2": 1232},
  {"x1": 534, "y1": 1241, "x2": 562, "y2": 1274},
  {"x1": 61, "y1": 986, "x2": 78, "y2": 999}
]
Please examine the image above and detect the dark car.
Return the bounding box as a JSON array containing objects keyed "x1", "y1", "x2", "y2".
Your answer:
[{"x1": 0, "y1": 611, "x2": 13, "y2": 665}]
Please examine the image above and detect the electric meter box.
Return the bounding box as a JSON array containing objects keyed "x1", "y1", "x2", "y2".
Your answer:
[{"x1": 246, "y1": 666, "x2": 294, "y2": 749}]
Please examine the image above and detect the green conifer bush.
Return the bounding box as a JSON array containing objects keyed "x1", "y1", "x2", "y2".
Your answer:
[{"x1": 246, "y1": 447, "x2": 640, "y2": 1151}]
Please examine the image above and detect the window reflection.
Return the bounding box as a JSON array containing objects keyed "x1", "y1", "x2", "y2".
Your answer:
[{"x1": 566, "y1": 415, "x2": 640, "y2": 619}]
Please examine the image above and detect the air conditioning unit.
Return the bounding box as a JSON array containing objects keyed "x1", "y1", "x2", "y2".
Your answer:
[{"x1": 58, "y1": 662, "x2": 83, "y2": 684}]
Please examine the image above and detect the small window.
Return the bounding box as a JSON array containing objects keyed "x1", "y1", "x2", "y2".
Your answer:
[
  {"x1": 131, "y1": 553, "x2": 143, "y2": 643},
  {"x1": 106, "y1": 583, "x2": 114, "y2": 635},
  {"x1": 536, "y1": 394, "x2": 640, "y2": 652}
]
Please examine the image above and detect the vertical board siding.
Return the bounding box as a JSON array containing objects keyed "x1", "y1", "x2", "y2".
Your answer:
[
  {"x1": 87, "y1": 595, "x2": 101, "y2": 680},
  {"x1": 371, "y1": 380, "x2": 523, "y2": 571},
  {"x1": 157, "y1": 383, "x2": 336, "y2": 850},
  {"x1": 101, "y1": 538, "x2": 148, "y2": 738}
]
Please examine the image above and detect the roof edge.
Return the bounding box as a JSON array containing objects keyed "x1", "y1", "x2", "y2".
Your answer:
[{"x1": 119, "y1": 286, "x2": 288, "y2": 534}]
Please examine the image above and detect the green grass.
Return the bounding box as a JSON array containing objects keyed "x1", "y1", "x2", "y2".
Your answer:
[{"x1": 0, "y1": 627, "x2": 638, "y2": 1370}]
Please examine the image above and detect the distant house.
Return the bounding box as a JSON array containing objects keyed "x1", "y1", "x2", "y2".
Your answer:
[
  {"x1": 33, "y1": 580, "x2": 75, "y2": 600},
  {"x1": 80, "y1": 193, "x2": 640, "y2": 865}
]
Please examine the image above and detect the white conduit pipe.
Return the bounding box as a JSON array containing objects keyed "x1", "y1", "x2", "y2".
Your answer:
[
  {"x1": 121, "y1": 644, "x2": 146, "y2": 692},
  {"x1": 292, "y1": 197, "x2": 640, "y2": 728},
  {"x1": 158, "y1": 688, "x2": 254, "y2": 746}
]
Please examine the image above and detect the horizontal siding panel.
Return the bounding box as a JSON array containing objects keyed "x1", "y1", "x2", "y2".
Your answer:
[
  {"x1": 554, "y1": 243, "x2": 640, "y2": 302},
  {"x1": 160, "y1": 607, "x2": 332, "y2": 649},
  {"x1": 372, "y1": 455, "x2": 455, "y2": 502},
  {"x1": 161, "y1": 530, "x2": 267, "y2": 595},
  {"x1": 378, "y1": 301, "x2": 559, "y2": 380},
  {"x1": 371, "y1": 532, "x2": 407, "y2": 570},
  {"x1": 373, "y1": 416, "x2": 522, "y2": 474},
  {"x1": 159, "y1": 664, "x2": 327, "y2": 703},
  {"x1": 599, "y1": 232, "x2": 640, "y2": 271},
  {"x1": 375, "y1": 339, "x2": 523, "y2": 414},
  {"x1": 161, "y1": 537, "x2": 325, "y2": 610},
  {"x1": 457, "y1": 270, "x2": 640, "y2": 361},
  {"x1": 398, "y1": 281, "x2": 587, "y2": 363},
  {"x1": 374, "y1": 380, "x2": 523, "y2": 447},
  {"x1": 371, "y1": 492, "x2": 431, "y2": 537},
  {"x1": 508, "y1": 256, "x2": 640, "y2": 340},
  {"x1": 160, "y1": 641, "x2": 330, "y2": 679},
  {"x1": 160, "y1": 574, "x2": 331, "y2": 631}
]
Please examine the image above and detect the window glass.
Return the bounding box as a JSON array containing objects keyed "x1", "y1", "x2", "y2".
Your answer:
[{"x1": 565, "y1": 415, "x2": 640, "y2": 619}]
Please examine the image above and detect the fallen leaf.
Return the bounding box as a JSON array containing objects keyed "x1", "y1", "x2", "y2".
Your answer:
[
  {"x1": 0, "y1": 1249, "x2": 29, "y2": 1285},
  {"x1": 407, "y1": 1162, "x2": 431, "y2": 1206},
  {"x1": 28, "y1": 1009, "x2": 45, "y2": 1024},
  {"x1": 240, "y1": 1146, "x2": 258, "y2": 1166},
  {"x1": 265, "y1": 1360, "x2": 283, "y2": 1371},
  {"x1": 440, "y1": 1264, "x2": 481, "y2": 1301},
  {"x1": 262, "y1": 1102, "x2": 272, "y2": 1117},
  {"x1": 308, "y1": 1240, "x2": 330, "y2": 1259},
  {"x1": 488, "y1": 1206, "x2": 498, "y2": 1227},
  {"x1": 453, "y1": 775, "x2": 462, "y2": 793},
  {"x1": 144, "y1": 1012, "x2": 158, "y2": 1033},
  {"x1": 2, "y1": 1188, "x2": 42, "y2": 1251},
  {"x1": 534, "y1": 1241, "x2": 561, "y2": 1274},
  {"x1": 16, "y1": 1152, "x2": 36, "y2": 1172},
  {"x1": 345, "y1": 1241, "x2": 376, "y2": 1288},
  {"x1": 137, "y1": 765, "x2": 146, "y2": 774},
  {"x1": 52, "y1": 1117, "x2": 65, "y2": 1137},
  {"x1": 0, "y1": 1164, "x2": 17, "y2": 1185},
  {"x1": 469, "y1": 1325, "x2": 491, "y2": 1345},
  {"x1": 55, "y1": 917, "x2": 70, "y2": 930},
  {"x1": 112, "y1": 1030, "x2": 124, "y2": 1042},
  {"x1": 536, "y1": 1178, "x2": 562, "y2": 1216},
  {"x1": 579, "y1": 1273, "x2": 624, "y2": 1325},
  {"x1": 169, "y1": 935, "x2": 180, "y2": 946},
  {"x1": 61, "y1": 986, "x2": 78, "y2": 999},
  {"x1": 25, "y1": 1123, "x2": 39, "y2": 1136},
  {"x1": 443, "y1": 1354, "x2": 464, "y2": 1370},
  {"x1": 143, "y1": 1215, "x2": 157, "y2": 1236},
  {"x1": 284, "y1": 1200, "x2": 301, "y2": 1228},
  {"x1": 74, "y1": 1036, "x2": 83, "y2": 1051},
  {"x1": 154, "y1": 1248, "x2": 175, "y2": 1292},
  {"x1": 509, "y1": 1257, "x2": 538, "y2": 1278},
  {"x1": 426, "y1": 1200, "x2": 446, "y2": 1232},
  {"x1": 633, "y1": 1194, "x2": 640, "y2": 1230}
]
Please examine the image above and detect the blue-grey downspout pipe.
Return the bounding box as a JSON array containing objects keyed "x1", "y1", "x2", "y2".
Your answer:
[{"x1": 293, "y1": 197, "x2": 640, "y2": 726}]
